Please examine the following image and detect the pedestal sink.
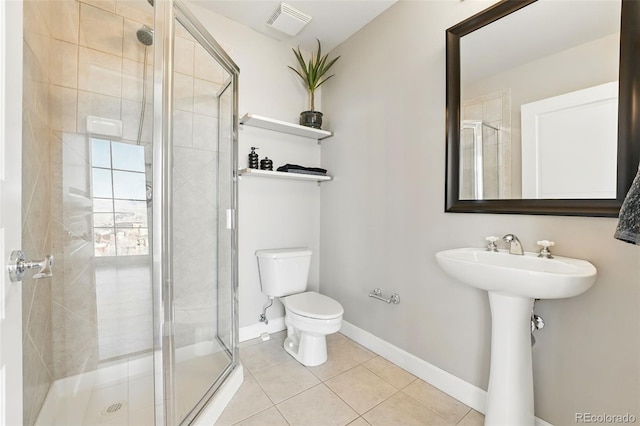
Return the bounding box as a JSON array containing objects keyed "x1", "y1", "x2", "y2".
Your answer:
[{"x1": 435, "y1": 248, "x2": 597, "y2": 426}]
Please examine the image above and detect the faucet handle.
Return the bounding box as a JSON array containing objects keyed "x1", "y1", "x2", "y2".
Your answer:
[
  {"x1": 536, "y1": 240, "x2": 555, "y2": 258},
  {"x1": 537, "y1": 240, "x2": 555, "y2": 248},
  {"x1": 486, "y1": 236, "x2": 499, "y2": 252}
]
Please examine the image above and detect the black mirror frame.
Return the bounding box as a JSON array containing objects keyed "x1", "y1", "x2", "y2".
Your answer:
[{"x1": 445, "y1": 0, "x2": 640, "y2": 217}]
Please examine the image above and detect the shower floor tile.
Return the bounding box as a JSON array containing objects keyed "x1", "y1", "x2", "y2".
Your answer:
[
  {"x1": 219, "y1": 332, "x2": 485, "y2": 426},
  {"x1": 34, "y1": 346, "x2": 230, "y2": 426}
]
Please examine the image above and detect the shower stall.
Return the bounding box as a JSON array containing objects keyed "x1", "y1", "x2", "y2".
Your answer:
[
  {"x1": 19, "y1": 0, "x2": 240, "y2": 424},
  {"x1": 459, "y1": 120, "x2": 501, "y2": 200}
]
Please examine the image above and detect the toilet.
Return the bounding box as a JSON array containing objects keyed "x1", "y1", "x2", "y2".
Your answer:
[{"x1": 256, "y1": 248, "x2": 343, "y2": 367}]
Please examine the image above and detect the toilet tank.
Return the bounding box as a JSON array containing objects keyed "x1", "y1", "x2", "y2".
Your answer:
[{"x1": 256, "y1": 248, "x2": 312, "y2": 297}]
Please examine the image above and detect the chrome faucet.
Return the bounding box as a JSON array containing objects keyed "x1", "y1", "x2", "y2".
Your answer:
[{"x1": 502, "y1": 234, "x2": 524, "y2": 255}]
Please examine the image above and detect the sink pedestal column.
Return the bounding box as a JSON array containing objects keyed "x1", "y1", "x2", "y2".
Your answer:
[{"x1": 486, "y1": 292, "x2": 535, "y2": 426}]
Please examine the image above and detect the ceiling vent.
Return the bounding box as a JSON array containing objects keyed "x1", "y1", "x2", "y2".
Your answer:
[{"x1": 267, "y1": 2, "x2": 312, "y2": 36}]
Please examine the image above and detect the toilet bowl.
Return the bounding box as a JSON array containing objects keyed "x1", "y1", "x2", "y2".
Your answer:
[
  {"x1": 255, "y1": 248, "x2": 344, "y2": 367},
  {"x1": 282, "y1": 291, "x2": 343, "y2": 366}
]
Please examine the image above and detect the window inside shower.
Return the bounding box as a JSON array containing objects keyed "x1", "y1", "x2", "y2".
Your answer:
[{"x1": 91, "y1": 139, "x2": 149, "y2": 257}]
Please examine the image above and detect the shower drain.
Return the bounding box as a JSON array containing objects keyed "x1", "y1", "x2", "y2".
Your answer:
[{"x1": 101, "y1": 400, "x2": 127, "y2": 416}]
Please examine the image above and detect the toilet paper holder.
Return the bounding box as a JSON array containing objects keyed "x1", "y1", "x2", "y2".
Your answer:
[{"x1": 369, "y1": 288, "x2": 400, "y2": 304}]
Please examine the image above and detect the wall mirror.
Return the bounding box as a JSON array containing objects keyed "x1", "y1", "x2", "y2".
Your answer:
[{"x1": 445, "y1": 0, "x2": 640, "y2": 216}]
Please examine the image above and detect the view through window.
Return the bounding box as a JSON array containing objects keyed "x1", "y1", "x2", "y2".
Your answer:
[{"x1": 91, "y1": 138, "x2": 149, "y2": 256}]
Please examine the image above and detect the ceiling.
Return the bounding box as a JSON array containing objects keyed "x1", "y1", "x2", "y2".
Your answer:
[
  {"x1": 190, "y1": 0, "x2": 397, "y2": 52},
  {"x1": 461, "y1": 0, "x2": 621, "y2": 84}
]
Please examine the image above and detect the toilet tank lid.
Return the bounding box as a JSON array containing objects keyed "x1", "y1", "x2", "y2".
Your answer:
[{"x1": 255, "y1": 248, "x2": 312, "y2": 259}]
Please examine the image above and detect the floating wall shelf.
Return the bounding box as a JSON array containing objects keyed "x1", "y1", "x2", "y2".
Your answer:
[
  {"x1": 238, "y1": 168, "x2": 332, "y2": 183},
  {"x1": 240, "y1": 113, "x2": 333, "y2": 141}
]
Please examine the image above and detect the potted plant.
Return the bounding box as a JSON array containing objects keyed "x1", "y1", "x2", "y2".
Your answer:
[{"x1": 289, "y1": 39, "x2": 340, "y2": 129}]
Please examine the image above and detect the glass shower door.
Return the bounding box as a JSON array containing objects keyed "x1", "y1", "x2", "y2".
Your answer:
[
  {"x1": 18, "y1": 0, "x2": 237, "y2": 424},
  {"x1": 459, "y1": 120, "x2": 500, "y2": 200},
  {"x1": 153, "y1": 3, "x2": 239, "y2": 423},
  {"x1": 215, "y1": 79, "x2": 236, "y2": 357}
]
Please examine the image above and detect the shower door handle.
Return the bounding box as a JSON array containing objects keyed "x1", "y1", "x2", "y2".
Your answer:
[
  {"x1": 226, "y1": 209, "x2": 235, "y2": 230},
  {"x1": 7, "y1": 249, "x2": 54, "y2": 282}
]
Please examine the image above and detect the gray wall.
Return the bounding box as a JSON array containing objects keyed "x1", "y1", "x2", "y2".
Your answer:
[{"x1": 320, "y1": 2, "x2": 640, "y2": 425}]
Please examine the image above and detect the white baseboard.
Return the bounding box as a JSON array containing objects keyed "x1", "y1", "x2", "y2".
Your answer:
[
  {"x1": 340, "y1": 320, "x2": 553, "y2": 426},
  {"x1": 239, "y1": 317, "x2": 286, "y2": 342}
]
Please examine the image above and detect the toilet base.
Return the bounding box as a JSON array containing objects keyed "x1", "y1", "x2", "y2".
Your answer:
[
  {"x1": 283, "y1": 332, "x2": 328, "y2": 367},
  {"x1": 283, "y1": 311, "x2": 342, "y2": 367}
]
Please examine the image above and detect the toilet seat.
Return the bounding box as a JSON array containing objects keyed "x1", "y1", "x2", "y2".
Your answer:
[{"x1": 283, "y1": 291, "x2": 343, "y2": 320}]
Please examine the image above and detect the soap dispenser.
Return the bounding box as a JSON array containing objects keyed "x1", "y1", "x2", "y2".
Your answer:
[
  {"x1": 260, "y1": 157, "x2": 273, "y2": 171},
  {"x1": 248, "y1": 147, "x2": 259, "y2": 169}
]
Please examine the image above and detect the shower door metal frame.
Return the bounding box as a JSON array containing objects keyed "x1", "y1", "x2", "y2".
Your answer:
[{"x1": 152, "y1": 1, "x2": 240, "y2": 424}]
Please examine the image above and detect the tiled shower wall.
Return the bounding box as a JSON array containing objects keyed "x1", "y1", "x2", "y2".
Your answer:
[
  {"x1": 462, "y1": 89, "x2": 512, "y2": 199},
  {"x1": 22, "y1": 0, "x2": 227, "y2": 423},
  {"x1": 22, "y1": 2, "x2": 54, "y2": 424},
  {"x1": 170, "y1": 17, "x2": 227, "y2": 349}
]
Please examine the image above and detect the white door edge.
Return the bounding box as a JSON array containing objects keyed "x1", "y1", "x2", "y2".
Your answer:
[{"x1": 1, "y1": 0, "x2": 24, "y2": 425}]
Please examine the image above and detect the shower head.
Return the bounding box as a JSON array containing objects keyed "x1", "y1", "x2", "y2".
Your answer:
[{"x1": 136, "y1": 25, "x2": 154, "y2": 46}]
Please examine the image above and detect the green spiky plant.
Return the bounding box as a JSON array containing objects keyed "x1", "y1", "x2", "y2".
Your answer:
[{"x1": 289, "y1": 39, "x2": 341, "y2": 112}]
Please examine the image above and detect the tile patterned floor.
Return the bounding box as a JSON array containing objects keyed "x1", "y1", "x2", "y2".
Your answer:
[{"x1": 217, "y1": 332, "x2": 484, "y2": 426}]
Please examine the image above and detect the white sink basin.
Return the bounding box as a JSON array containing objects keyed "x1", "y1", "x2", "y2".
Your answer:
[
  {"x1": 435, "y1": 248, "x2": 597, "y2": 299},
  {"x1": 435, "y1": 246, "x2": 597, "y2": 425}
]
